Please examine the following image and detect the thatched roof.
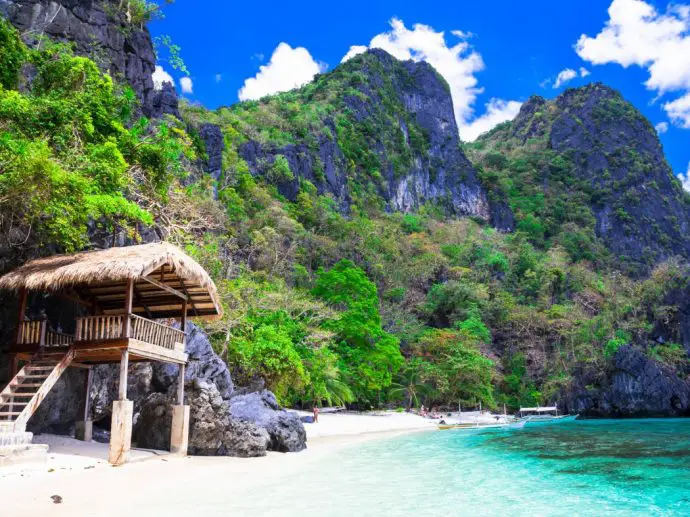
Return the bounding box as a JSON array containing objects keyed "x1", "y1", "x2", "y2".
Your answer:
[{"x1": 0, "y1": 243, "x2": 223, "y2": 319}]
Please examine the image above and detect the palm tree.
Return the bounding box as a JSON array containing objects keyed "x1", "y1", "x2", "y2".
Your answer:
[{"x1": 388, "y1": 361, "x2": 431, "y2": 409}]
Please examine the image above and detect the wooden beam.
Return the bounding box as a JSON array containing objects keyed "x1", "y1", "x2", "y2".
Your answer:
[
  {"x1": 133, "y1": 285, "x2": 154, "y2": 320},
  {"x1": 118, "y1": 349, "x2": 129, "y2": 400},
  {"x1": 142, "y1": 276, "x2": 188, "y2": 301},
  {"x1": 58, "y1": 290, "x2": 92, "y2": 308},
  {"x1": 179, "y1": 280, "x2": 199, "y2": 317}
]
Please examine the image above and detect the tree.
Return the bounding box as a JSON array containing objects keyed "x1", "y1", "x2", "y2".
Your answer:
[
  {"x1": 411, "y1": 329, "x2": 496, "y2": 408},
  {"x1": 313, "y1": 260, "x2": 403, "y2": 404},
  {"x1": 388, "y1": 358, "x2": 433, "y2": 408}
]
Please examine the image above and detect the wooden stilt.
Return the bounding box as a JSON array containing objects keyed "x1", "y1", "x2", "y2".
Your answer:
[
  {"x1": 122, "y1": 279, "x2": 134, "y2": 338},
  {"x1": 118, "y1": 350, "x2": 129, "y2": 401},
  {"x1": 75, "y1": 367, "x2": 94, "y2": 441},
  {"x1": 82, "y1": 367, "x2": 93, "y2": 421},
  {"x1": 177, "y1": 363, "x2": 185, "y2": 405}
]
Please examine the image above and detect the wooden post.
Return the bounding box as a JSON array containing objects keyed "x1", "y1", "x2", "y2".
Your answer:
[
  {"x1": 39, "y1": 320, "x2": 47, "y2": 347},
  {"x1": 15, "y1": 287, "x2": 28, "y2": 345},
  {"x1": 177, "y1": 363, "x2": 185, "y2": 405},
  {"x1": 118, "y1": 350, "x2": 129, "y2": 401},
  {"x1": 122, "y1": 279, "x2": 134, "y2": 338},
  {"x1": 75, "y1": 367, "x2": 94, "y2": 441},
  {"x1": 180, "y1": 299, "x2": 188, "y2": 346},
  {"x1": 82, "y1": 367, "x2": 93, "y2": 421},
  {"x1": 9, "y1": 353, "x2": 19, "y2": 380}
]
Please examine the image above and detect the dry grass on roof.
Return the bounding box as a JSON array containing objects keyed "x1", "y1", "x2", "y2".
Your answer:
[{"x1": 0, "y1": 242, "x2": 217, "y2": 293}]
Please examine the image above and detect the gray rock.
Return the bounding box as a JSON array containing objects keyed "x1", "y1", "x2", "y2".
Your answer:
[
  {"x1": 152, "y1": 323, "x2": 234, "y2": 399},
  {"x1": 229, "y1": 390, "x2": 307, "y2": 452},
  {"x1": 199, "y1": 123, "x2": 224, "y2": 181},
  {"x1": 150, "y1": 81, "x2": 180, "y2": 119},
  {"x1": 132, "y1": 392, "x2": 171, "y2": 449},
  {"x1": 3, "y1": 0, "x2": 160, "y2": 118},
  {"x1": 562, "y1": 345, "x2": 690, "y2": 417}
]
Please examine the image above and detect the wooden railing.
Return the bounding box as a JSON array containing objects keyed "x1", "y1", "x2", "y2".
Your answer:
[
  {"x1": 17, "y1": 320, "x2": 45, "y2": 346},
  {"x1": 74, "y1": 314, "x2": 184, "y2": 351},
  {"x1": 130, "y1": 314, "x2": 185, "y2": 351},
  {"x1": 75, "y1": 314, "x2": 125, "y2": 342},
  {"x1": 16, "y1": 320, "x2": 74, "y2": 348},
  {"x1": 45, "y1": 330, "x2": 75, "y2": 347}
]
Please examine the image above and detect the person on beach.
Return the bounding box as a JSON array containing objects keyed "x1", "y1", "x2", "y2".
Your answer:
[{"x1": 313, "y1": 405, "x2": 320, "y2": 423}]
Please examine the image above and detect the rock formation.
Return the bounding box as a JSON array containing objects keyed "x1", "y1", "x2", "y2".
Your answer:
[
  {"x1": 498, "y1": 83, "x2": 690, "y2": 273},
  {"x1": 232, "y1": 49, "x2": 513, "y2": 229},
  {"x1": 0, "y1": 0, "x2": 166, "y2": 117},
  {"x1": 563, "y1": 345, "x2": 690, "y2": 417}
]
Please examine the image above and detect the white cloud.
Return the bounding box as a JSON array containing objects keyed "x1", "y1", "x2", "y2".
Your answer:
[
  {"x1": 576, "y1": 0, "x2": 690, "y2": 127},
  {"x1": 459, "y1": 98, "x2": 523, "y2": 142},
  {"x1": 678, "y1": 163, "x2": 690, "y2": 191},
  {"x1": 215, "y1": 74, "x2": 223, "y2": 83},
  {"x1": 554, "y1": 68, "x2": 578, "y2": 88},
  {"x1": 341, "y1": 18, "x2": 518, "y2": 140},
  {"x1": 180, "y1": 77, "x2": 193, "y2": 94},
  {"x1": 152, "y1": 65, "x2": 174, "y2": 90},
  {"x1": 579, "y1": 67, "x2": 591, "y2": 78},
  {"x1": 655, "y1": 121, "x2": 669, "y2": 133},
  {"x1": 341, "y1": 45, "x2": 368, "y2": 63},
  {"x1": 663, "y1": 92, "x2": 690, "y2": 128},
  {"x1": 238, "y1": 43, "x2": 326, "y2": 101}
]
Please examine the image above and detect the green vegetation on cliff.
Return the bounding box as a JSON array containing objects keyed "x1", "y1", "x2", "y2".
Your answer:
[
  {"x1": 2, "y1": 15, "x2": 689, "y2": 411},
  {"x1": 0, "y1": 18, "x2": 193, "y2": 251}
]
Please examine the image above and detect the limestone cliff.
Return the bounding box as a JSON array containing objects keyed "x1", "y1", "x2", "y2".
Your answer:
[
  {"x1": 0, "y1": 0, "x2": 168, "y2": 117},
  {"x1": 186, "y1": 49, "x2": 514, "y2": 229}
]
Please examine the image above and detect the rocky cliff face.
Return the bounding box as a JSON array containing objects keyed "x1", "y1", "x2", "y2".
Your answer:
[
  {"x1": 195, "y1": 49, "x2": 513, "y2": 229},
  {"x1": 563, "y1": 346, "x2": 690, "y2": 417},
  {"x1": 0, "y1": 0, "x2": 167, "y2": 117},
  {"x1": 501, "y1": 83, "x2": 690, "y2": 273}
]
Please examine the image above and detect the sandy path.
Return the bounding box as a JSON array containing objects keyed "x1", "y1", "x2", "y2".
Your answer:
[{"x1": 0, "y1": 412, "x2": 434, "y2": 516}]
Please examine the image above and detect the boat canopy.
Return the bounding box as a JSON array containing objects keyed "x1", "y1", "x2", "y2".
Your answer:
[{"x1": 519, "y1": 406, "x2": 558, "y2": 412}]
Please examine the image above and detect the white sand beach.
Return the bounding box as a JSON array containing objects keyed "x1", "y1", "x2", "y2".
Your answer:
[{"x1": 0, "y1": 411, "x2": 435, "y2": 516}]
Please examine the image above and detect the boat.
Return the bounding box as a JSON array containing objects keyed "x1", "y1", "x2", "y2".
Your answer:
[
  {"x1": 518, "y1": 406, "x2": 578, "y2": 426},
  {"x1": 437, "y1": 419, "x2": 526, "y2": 432}
]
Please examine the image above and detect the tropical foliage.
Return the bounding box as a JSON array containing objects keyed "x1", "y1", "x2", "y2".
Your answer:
[{"x1": 2, "y1": 16, "x2": 689, "y2": 411}]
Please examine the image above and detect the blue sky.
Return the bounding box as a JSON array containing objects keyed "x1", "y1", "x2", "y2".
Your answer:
[{"x1": 150, "y1": 0, "x2": 690, "y2": 182}]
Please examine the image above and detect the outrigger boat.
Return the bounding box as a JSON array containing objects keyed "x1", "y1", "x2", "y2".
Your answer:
[
  {"x1": 518, "y1": 406, "x2": 578, "y2": 425},
  {"x1": 438, "y1": 420, "x2": 526, "y2": 431}
]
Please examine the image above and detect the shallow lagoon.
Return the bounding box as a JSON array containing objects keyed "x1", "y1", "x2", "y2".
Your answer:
[{"x1": 237, "y1": 419, "x2": 690, "y2": 516}]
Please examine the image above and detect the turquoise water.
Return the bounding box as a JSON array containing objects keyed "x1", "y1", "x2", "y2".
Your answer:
[{"x1": 236, "y1": 419, "x2": 690, "y2": 516}]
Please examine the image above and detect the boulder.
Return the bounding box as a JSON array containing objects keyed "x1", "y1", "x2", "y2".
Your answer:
[
  {"x1": 132, "y1": 392, "x2": 172, "y2": 449},
  {"x1": 152, "y1": 323, "x2": 234, "y2": 399},
  {"x1": 229, "y1": 390, "x2": 307, "y2": 452},
  {"x1": 134, "y1": 380, "x2": 269, "y2": 457}
]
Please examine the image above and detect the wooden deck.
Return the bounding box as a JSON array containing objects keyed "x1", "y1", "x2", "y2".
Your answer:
[{"x1": 11, "y1": 314, "x2": 187, "y2": 365}]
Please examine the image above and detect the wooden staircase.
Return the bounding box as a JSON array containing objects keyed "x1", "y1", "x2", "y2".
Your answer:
[{"x1": 0, "y1": 348, "x2": 75, "y2": 432}]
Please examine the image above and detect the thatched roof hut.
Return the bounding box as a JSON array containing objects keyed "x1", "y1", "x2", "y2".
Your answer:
[{"x1": 0, "y1": 242, "x2": 223, "y2": 319}]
